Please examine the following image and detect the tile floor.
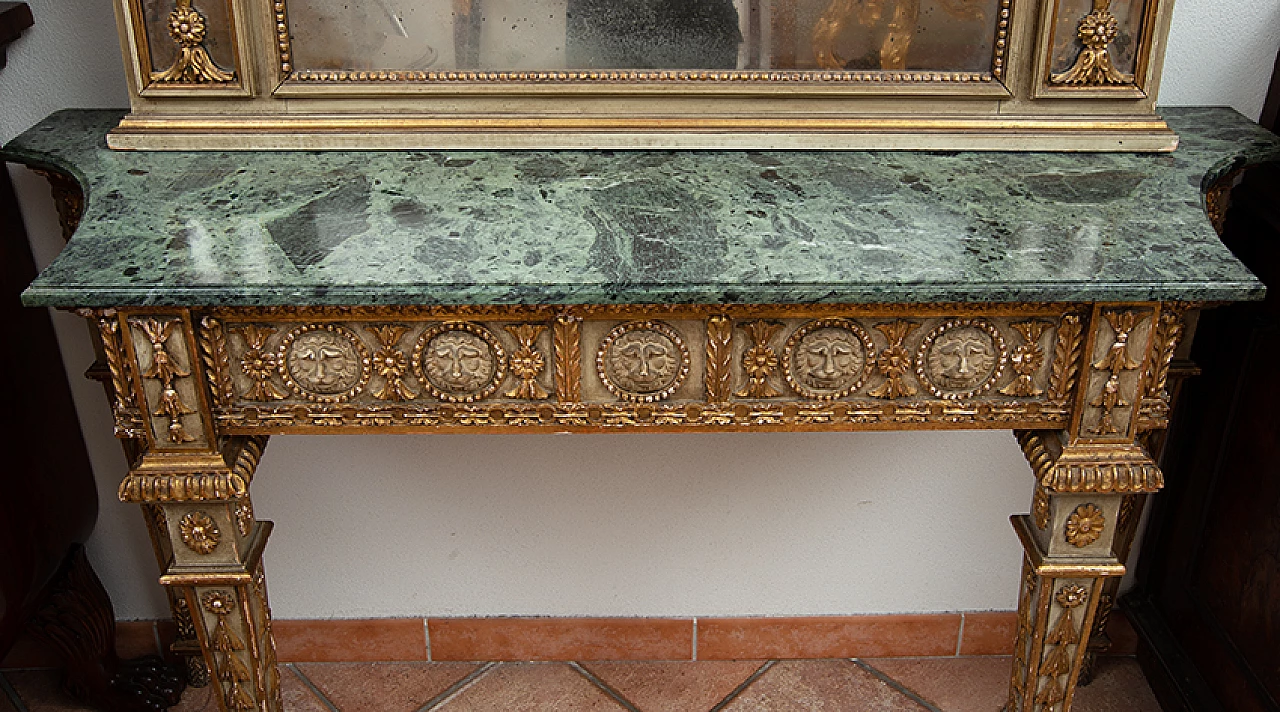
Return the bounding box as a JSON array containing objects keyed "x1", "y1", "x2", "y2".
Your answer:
[{"x1": 0, "y1": 656, "x2": 1161, "y2": 711}]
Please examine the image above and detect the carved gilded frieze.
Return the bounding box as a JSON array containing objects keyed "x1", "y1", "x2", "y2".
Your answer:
[
  {"x1": 1016, "y1": 430, "x2": 1162, "y2": 494},
  {"x1": 184, "y1": 306, "x2": 1164, "y2": 433},
  {"x1": 118, "y1": 436, "x2": 267, "y2": 504}
]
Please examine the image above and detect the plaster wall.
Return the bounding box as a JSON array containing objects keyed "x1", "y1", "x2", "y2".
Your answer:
[{"x1": 2, "y1": 0, "x2": 1277, "y2": 620}]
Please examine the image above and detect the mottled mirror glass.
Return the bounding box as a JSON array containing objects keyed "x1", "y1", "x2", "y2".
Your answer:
[
  {"x1": 141, "y1": 0, "x2": 236, "y2": 76},
  {"x1": 285, "y1": 0, "x2": 1002, "y2": 75},
  {"x1": 1049, "y1": 0, "x2": 1146, "y2": 79}
]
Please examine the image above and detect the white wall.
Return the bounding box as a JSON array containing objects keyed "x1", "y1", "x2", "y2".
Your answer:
[{"x1": 3, "y1": 0, "x2": 1277, "y2": 621}]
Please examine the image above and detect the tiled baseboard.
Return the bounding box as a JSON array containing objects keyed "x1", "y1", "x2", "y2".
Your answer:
[{"x1": 1, "y1": 611, "x2": 1140, "y2": 667}]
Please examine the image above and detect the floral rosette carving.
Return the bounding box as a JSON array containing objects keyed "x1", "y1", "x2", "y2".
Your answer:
[
  {"x1": 505, "y1": 324, "x2": 549, "y2": 400},
  {"x1": 366, "y1": 325, "x2": 417, "y2": 401},
  {"x1": 236, "y1": 325, "x2": 286, "y2": 401},
  {"x1": 179, "y1": 511, "x2": 221, "y2": 554},
  {"x1": 1065, "y1": 503, "x2": 1105, "y2": 547},
  {"x1": 736, "y1": 320, "x2": 782, "y2": 398},
  {"x1": 1055, "y1": 583, "x2": 1090, "y2": 609},
  {"x1": 153, "y1": 0, "x2": 236, "y2": 84},
  {"x1": 869, "y1": 320, "x2": 919, "y2": 399}
]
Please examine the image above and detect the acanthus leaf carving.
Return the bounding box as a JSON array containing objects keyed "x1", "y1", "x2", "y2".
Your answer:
[
  {"x1": 366, "y1": 325, "x2": 418, "y2": 401},
  {"x1": 1049, "y1": 0, "x2": 1133, "y2": 86},
  {"x1": 1047, "y1": 313, "x2": 1084, "y2": 402},
  {"x1": 151, "y1": 0, "x2": 237, "y2": 84},
  {"x1": 200, "y1": 317, "x2": 237, "y2": 406},
  {"x1": 554, "y1": 314, "x2": 582, "y2": 403}
]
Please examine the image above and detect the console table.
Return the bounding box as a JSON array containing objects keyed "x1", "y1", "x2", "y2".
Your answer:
[{"x1": 9, "y1": 107, "x2": 1277, "y2": 712}]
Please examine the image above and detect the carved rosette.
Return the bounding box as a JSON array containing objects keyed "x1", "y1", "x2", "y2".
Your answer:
[
  {"x1": 916, "y1": 319, "x2": 1007, "y2": 399},
  {"x1": 1000, "y1": 320, "x2": 1050, "y2": 397},
  {"x1": 235, "y1": 325, "x2": 287, "y2": 402},
  {"x1": 366, "y1": 325, "x2": 417, "y2": 401},
  {"x1": 869, "y1": 320, "x2": 919, "y2": 399},
  {"x1": 179, "y1": 511, "x2": 220, "y2": 554},
  {"x1": 1064, "y1": 504, "x2": 1105, "y2": 547},
  {"x1": 597, "y1": 321, "x2": 691, "y2": 403},
  {"x1": 736, "y1": 320, "x2": 783, "y2": 398},
  {"x1": 278, "y1": 324, "x2": 371, "y2": 403},
  {"x1": 413, "y1": 322, "x2": 507, "y2": 403},
  {"x1": 504, "y1": 324, "x2": 549, "y2": 400},
  {"x1": 783, "y1": 319, "x2": 875, "y2": 400}
]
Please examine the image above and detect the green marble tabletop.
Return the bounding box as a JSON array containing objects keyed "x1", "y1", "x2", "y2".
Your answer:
[{"x1": 9, "y1": 108, "x2": 1277, "y2": 308}]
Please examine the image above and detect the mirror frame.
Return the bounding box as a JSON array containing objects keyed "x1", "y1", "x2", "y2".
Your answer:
[{"x1": 108, "y1": 0, "x2": 1179, "y2": 150}]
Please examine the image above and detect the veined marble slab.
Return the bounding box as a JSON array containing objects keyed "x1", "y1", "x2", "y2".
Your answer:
[{"x1": 10, "y1": 107, "x2": 1276, "y2": 308}]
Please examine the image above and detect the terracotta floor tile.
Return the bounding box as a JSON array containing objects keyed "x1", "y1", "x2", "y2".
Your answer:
[
  {"x1": 958, "y1": 613, "x2": 1017, "y2": 656},
  {"x1": 719, "y1": 660, "x2": 928, "y2": 711},
  {"x1": 698, "y1": 616, "x2": 960, "y2": 660},
  {"x1": 297, "y1": 662, "x2": 477, "y2": 712},
  {"x1": 434, "y1": 663, "x2": 627, "y2": 711},
  {"x1": 581, "y1": 661, "x2": 763, "y2": 712},
  {"x1": 1071, "y1": 657, "x2": 1161, "y2": 712},
  {"x1": 276, "y1": 619, "x2": 427, "y2": 662},
  {"x1": 865, "y1": 656, "x2": 1010, "y2": 711},
  {"x1": 429, "y1": 618, "x2": 692, "y2": 661}
]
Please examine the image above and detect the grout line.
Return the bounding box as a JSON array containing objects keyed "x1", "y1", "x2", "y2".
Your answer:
[
  {"x1": 853, "y1": 659, "x2": 944, "y2": 712},
  {"x1": 956, "y1": 613, "x2": 965, "y2": 656},
  {"x1": 708, "y1": 660, "x2": 774, "y2": 712},
  {"x1": 424, "y1": 618, "x2": 432, "y2": 662},
  {"x1": 418, "y1": 661, "x2": 497, "y2": 711},
  {"x1": 692, "y1": 618, "x2": 698, "y2": 661},
  {"x1": 288, "y1": 663, "x2": 341, "y2": 712},
  {"x1": 570, "y1": 662, "x2": 642, "y2": 712},
  {"x1": 0, "y1": 671, "x2": 28, "y2": 712}
]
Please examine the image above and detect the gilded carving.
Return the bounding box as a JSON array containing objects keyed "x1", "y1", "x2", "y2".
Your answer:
[
  {"x1": 737, "y1": 320, "x2": 783, "y2": 398},
  {"x1": 136, "y1": 318, "x2": 198, "y2": 443},
  {"x1": 152, "y1": 0, "x2": 236, "y2": 84},
  {"x1": 1145, "y1": 308, "x2": 1185, "y2": 401},
  {"x1": 1088, "y1": 310, "x2": 1143, "y2": 436},
  {"x1": 505, "y1": 324, "x2": 549, "y2": 400},
  {"x1": 999, "y1": 321, "x2": 1050, "y2": 397},
  {"x1": 705, "y1": 316, "x2": 733, "y2": 403},
  {"x1": 32, "y1": 168, "x2": 84, "y2": 241},
  {"x1": 1065, "y1": 504, "x2": 1105, "y2": 547},
  {"x1": 869, "y1": 320, "x2": 919, "y2": 399},
  {"x1": 201, "y1": 591, "x2": 255, "y2": 711},
  {"x1": 119, "y1": 436, "x2": 267, "y2": 503},
  {"x1": 279, "y1": 324, "x2": 371, "y2": 402},
  {"x1": 85, "y1": 311, "x2": 144, "y2": 437},
  {"x1": 200, "y1": 317, "x2": 237, "y2": 407},
  {"x1": 178, "y1": 511, "x2": 221, "y2": 554},
  {"x1": 1015, "y1": 430, "x2": 1163, "y2": 493},
  {"x1": 1035, "y1": 584, "x2": 1088, "y2": 708},
  {"x1": 916, "y1": 319, "x2": 1006, "y2": 399},
  {"x1": 784, "y1": 319, "x2": 874, "y2": 400},
  {"x1": 234, "y1": 325, "x2": 287, "y2": 401},
  {"x1": 234, "y1": 499, "x2": 253, "y2": 537},
  {"x1": 1050, "y1": 0, "x2": 1133, "y2": 86},
  {"x1": 1047, "y1": 313, "x2": 1085, "y2": 402},
  {"x1": 1033, "y1": 487, "x2": 1051, "y2": 530},
  {"x1": 366, "y1": 325, "x2": 418, "y2": 401},
  {"x1": 554, "y1": 314, "x2": 583, "y2": 403},
  {"x1": 597, "y1": 321, "x2": 691, "y2": 403},
  {"x1": 413, "y1": 322, "x2": 507, "y2": 402}
]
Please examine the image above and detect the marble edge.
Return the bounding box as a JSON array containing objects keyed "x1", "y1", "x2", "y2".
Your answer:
[{"x1": 20, "y1": 280, "x2": 1266, "y2": 309}]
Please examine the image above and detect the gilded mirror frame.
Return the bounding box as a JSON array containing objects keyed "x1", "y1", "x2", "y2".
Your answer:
[{"x1": 108, "y1": 0, "x2": 1179, "y2": 150}]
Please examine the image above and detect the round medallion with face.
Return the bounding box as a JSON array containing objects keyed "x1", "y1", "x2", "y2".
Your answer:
[
  {"x1": 916, "y1": 319, "x2": 1007, "y2": 398},
  {"x1": 278, "y1": 325, "x2": 371, "y2": 402},
  {"x1": 413, "y1": 322, "x2": 507, "y2": 402},
  {"x1": 597, "y1": 321, "x2": 690, "y2": 403},
  {"x1": 783, "y1": 319, "x2": 874, "y2": 400}
]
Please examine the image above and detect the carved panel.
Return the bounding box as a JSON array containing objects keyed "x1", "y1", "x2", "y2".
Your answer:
[
  {"x1": 916, "y1": 319, "x2": 1008, "y2": 399},
  {"x1": 129, "y1": 316, "x2": 208, "y2": 447},
  {"x1": 1078, "y1": 308, "x2": 1153, "y2": 440},
  {"x1": 783, "y1": 319, "x2": 875, "y2": 400}
]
